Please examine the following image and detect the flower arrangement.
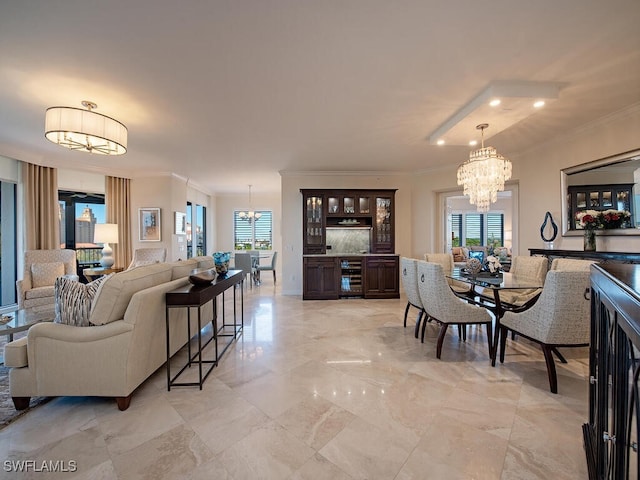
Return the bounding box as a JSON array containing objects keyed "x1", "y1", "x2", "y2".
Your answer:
[
  {"x1": 576, "y1": 209, "x2": 631, "y2": 230},
  {"x1": 486, "y1": 255, "x2": 502, "y2": 274}
]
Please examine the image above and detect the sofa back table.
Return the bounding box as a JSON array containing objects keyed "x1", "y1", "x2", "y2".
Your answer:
[{"x1": 165, "y1": 270, "x2": 244, "y2": 390}]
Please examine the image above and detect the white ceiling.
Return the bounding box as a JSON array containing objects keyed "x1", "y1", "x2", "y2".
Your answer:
[{"x1": 1, "y1": 0, "x2": 639, "y2": 194}]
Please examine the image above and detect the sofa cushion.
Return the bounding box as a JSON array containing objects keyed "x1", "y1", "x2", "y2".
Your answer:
[
  {"x1": 31, "y1": 262, "x2": 65, "y2": 288},
  {"x1": 168, "y1": 259, "x2": 199, "y2": 280},
  {"x1": 55, "y1": 275, "x2": 110, "y2": 327},
  {"x1": 89, "y1": 263, "x2": 173, "y2": 326},
  {"x1": 192, "y1": 256, "x2": 215, "y2": 269},
  {"x1": 4, "y1": 336, "x2": 28, "y2": 367}
]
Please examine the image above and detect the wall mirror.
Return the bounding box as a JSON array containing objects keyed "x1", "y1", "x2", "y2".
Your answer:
[{"x1": 561, "y1": 148, "x2": 640, "y2": 236}]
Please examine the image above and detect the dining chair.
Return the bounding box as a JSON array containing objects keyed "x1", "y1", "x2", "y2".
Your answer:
[
  {"x1": 416, "y1": 261, "x2": 492, "y2": 359},
  {"x1": 424, "y1": 253, "x2": 469, "y2": 294},
  {"x1": 486, "y1": 255, "x2": 548, "y2": 307},
  {"x1": 498, "y1": 270, "x2": 591, "y2": 393},
  {"x1": 232, "y1": 252, "x2": 254, "y2": 288},
  {"x1": 400, "y1": 257, "x2": 425, "y2": 338},
  {"x1": 257, "y1": 251, "x2": 278, "y2": 284},
  {"x1": 550, "y1": 258, "x2": 595, "y2": 271}
]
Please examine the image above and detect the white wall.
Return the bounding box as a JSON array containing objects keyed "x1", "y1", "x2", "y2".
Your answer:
[{"x1": 280, "y1": 173, "x2": 413, "y2": 296}]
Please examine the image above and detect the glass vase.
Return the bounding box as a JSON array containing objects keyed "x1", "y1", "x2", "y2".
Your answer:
[{"x1": 584, "y1": 229, "x2": 596, "y2": 252}]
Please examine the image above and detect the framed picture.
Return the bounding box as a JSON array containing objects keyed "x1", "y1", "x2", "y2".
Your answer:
[
  {"x1": 139, "y1": 208, "x2": 161, "y2": 241},
  {"x1": 174, "y1": 211, "x2": 186, "y2": 235}
]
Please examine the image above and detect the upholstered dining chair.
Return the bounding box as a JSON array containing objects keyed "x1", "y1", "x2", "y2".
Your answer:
[
  {"x1": 400, "y1": 257, "x2": 425, "y2": 338},
  {"x1": 17, "y1": 249, "x2": 79, "y2": 309},
  {"x1": 485, "y1": 255, "x2": 548, "y2": 307},
  {"x1": 498, "y1": 270, "x2": 591, "y2": 393},
  {"x1": 127, "y1": 248, "x2": 167, "y2": 270},
  {"x1": 423, "y1": 253, "x2": 469, "y2": 294},
  {"x1": 416, "y1": 261, "x2": 492, "y2": 359},
  {"x1": 233, "y1": 252, "x2": 255, "y2": 287},
  {"x1": 257, "y1": 251, "x2": 278, "y2": 284},
  {"x1": 550, "y1": 258, "x2": 595, "y2": 271}
]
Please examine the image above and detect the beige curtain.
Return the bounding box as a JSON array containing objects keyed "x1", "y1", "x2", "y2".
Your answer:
[
  {"x1": 105, "y1": 176, "x2": 132, "y2": 269},
  {"x1": 23, "y1": 162, "x2": 60, "y2": 250}
]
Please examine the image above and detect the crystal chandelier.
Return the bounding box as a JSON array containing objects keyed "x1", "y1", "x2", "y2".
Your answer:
[
  {"x1": 456, "y1": 123, "x2": 512, "y2": 212},
  {"x1": 238, "y1": 185, "x2": 262, "y2": 222}
]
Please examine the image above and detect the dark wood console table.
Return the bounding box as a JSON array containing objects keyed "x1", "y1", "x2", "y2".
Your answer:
[
  {"x1": 529, "y1": 248, "x2": 640, "y2": 266},
  {"x1": 584, "y1": 263, "x2": 640, "y2": 479},
  {"x1": 165, "y1": 270, "x2": 244, "y2": 390}
]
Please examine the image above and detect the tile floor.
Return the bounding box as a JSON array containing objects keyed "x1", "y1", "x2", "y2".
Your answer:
[{"x1": 0, "y1": 284, "x2": 588, "y2": 479}]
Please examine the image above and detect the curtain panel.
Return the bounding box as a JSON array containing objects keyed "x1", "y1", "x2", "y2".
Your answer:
[
  {"x1": 105, "y1": 176, "x2": 132, "y2": 269},
  {"x1": 22, "y1": 162, "x2": 59, "y2": 250}
]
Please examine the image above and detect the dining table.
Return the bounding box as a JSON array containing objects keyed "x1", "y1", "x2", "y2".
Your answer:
[{"x1": 446, "y1": 268, "x2": 544, "y2": 366}]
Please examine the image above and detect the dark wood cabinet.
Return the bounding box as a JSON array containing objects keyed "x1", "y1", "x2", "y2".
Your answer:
[
  {"x1": 567, "y1": 183, "x2": 633, "y2": 230},
  {"x1": 301, "y1": 189, "x2": 396, "y2": 254},
  {"x1": 303, "y1": 257, "x2": 339, "y2": 300},
  {"x1": 583, "y1": 263, "x2": 640, "y2": 479},
  {"x1": 364, "y1": 256, "x2": 400, "y2": 299}
]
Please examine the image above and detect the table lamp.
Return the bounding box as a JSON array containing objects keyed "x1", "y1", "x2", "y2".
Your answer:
[{"x1": 94, "y1": 223, "x2": 119, "y2": 268}]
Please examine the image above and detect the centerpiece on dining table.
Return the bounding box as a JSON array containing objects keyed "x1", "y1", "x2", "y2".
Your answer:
[{"x1": 575, "y1": 209, "x2": 631, "y2": 252}]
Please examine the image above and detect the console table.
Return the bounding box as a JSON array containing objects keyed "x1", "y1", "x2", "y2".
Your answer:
[
  {"x1": 583, "y1": 263, "x2": 640, "y2": 479},
  {"x1": 165, "y1": 270, "x2": 244, "y2": 390},
  {"x1": 529, "y1": 248, "x2": 640, "y2": 266}
]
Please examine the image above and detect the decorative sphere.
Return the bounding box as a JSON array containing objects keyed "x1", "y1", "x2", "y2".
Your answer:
[{"x1": 465, "y1": 257, "x2": 483, "y2": 276}]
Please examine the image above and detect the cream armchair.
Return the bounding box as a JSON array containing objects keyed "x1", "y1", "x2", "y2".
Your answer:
[
  {"x1": 127, "y1": 248, "x2": 167, "y2": 270},
  {"x1": 17, "y1": 249, "x2": 78, "y2": 309}
]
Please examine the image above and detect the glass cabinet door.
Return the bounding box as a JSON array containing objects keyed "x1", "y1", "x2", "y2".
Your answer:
[
  {"x1": 327, "y1": 196, "x2": 339, "y2": 214},
  {"x1": 305, "y1": 195, "x2": 324, "y2": 251},
  {"x1": 375, "y1": 196, "x2": 393, "y2": 252},
  {"x1": 358, "y1": 196, "x2": 370, "y2": 214},
  {"x1": 343, "y1": 197, "x2": 355, "y2": 214}
]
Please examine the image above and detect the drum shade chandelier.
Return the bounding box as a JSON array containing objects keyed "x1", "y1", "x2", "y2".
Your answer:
[
  {"x1": 45, "y1": 101, "x2": 127, "y2": 155},
  {"x1": 238, "y1": 185, "x2": 262, "y2": 222},
  {"x1": 457, "y1": 123, "x2": 512, "y2": 212}
]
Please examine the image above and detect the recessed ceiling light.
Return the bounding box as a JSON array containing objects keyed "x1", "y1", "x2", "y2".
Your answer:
[
  {"x1": 533, "y1": 100, "x2": 545, "y2": 108},
  {"x1": 469, "y1": 140, "x2": 478, "y2": 146},
  {"x1": 436, "y1": 139, "x2": 445, "y2": 145},
  {"x1": 489, "y1": 99, "x2": 501, "y2": 107}
]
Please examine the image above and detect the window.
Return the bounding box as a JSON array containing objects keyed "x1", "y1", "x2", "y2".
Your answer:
[
  {"x1": 186, "y1": 202, "x2": 207, "y2": 258},
  {"x1": 0, "y1": 181, "x2": 17, "y2": 307},
  {"x1": 450, "y1": 212, "x2": 504, "y2": 248},
  {"x1": 234, "y1": 211, "x2": 272, "y2": 250},
  {"x1": 58, "y1": 191, "x2": 105, "y2": 268}
]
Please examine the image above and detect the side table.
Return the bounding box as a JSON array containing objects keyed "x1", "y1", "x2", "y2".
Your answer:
[
  {"x1": 0, "y1": 306, "x2": 56, "y2": 363},
  {"x1": 165, "y1": 270, "x2": 244, "y2": 390},
  {"x1": 83, "y1": 266, "x2": 124, "y2": 282}
]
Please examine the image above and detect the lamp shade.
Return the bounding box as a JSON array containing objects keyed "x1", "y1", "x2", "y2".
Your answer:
[
  {"x1": 94, "y1": 223, "x2": 119, "y2": 244},
  {"x1": 45, "y1": 104, "x2": 127, "y2": 155}
]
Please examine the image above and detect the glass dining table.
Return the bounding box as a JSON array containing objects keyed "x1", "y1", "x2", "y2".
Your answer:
[{"x1": 446, "y1": 268, "x2": 544, "y2": 366}]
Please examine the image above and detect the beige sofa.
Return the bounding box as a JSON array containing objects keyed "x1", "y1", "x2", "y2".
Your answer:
[{"x1": 4, "y1": 256, "x2": 214, "y2": 411}]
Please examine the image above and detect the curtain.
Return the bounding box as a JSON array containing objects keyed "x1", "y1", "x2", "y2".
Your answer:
[
  {"x1": 23, "y1": 162, "x2": 59, "y2": 250},
  {"x1": 105, "y1": 176, "x2": 132, "y2": 269}
]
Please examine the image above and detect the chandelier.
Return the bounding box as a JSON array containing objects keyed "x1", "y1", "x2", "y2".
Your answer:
[
  {"x1": 456, "y1": 123, "x2": 512, "y2": 212},
  {"x1": 238, "y1": 185, "x2": 262, "y2": 222},
  {"x1": 45, "y1": 101, "x2": 127, "y2": 155}
]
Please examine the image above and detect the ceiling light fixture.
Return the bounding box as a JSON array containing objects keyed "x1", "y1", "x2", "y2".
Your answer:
[
  {"x1": 457, "y1": 123, "x2": 512, "y2": 212},
  {"x1": 238, "y1": 185, "x2": 262, "y2": 222},
  {"x1": 45, "y1": 101, "x2": 127, "y2": 155}
]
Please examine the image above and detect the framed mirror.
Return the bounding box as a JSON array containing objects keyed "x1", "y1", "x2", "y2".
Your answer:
[{"x1": 561, "y1": 148, "x2": 640, "y2": 236}]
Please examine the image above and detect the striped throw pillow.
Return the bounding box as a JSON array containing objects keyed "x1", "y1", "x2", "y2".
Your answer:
[{"x1": 54, "y1": 275, "x2": 110, "y2": 327}]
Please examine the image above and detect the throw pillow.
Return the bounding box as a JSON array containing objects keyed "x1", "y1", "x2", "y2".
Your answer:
[
  {"x1": 54, "y1": 275, "x2": 110, "y2": 327},
  {"x1": 31, "y1": 262, "x2": 65, "y2": 288}
]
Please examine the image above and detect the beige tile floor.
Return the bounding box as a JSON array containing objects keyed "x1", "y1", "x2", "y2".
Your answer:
[{"x1": 0, "y1": 285, "x2": 588, "y2": 479}]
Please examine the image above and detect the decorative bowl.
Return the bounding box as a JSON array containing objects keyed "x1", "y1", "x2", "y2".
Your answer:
[{"x1": 188, "y1": 268, "x2": 217, "y2": 286}]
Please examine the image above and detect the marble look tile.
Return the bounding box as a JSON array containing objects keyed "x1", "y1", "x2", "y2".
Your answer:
[
  {"x1": 290, "y1": 453, "x2": 355, "y2": 480},
  {"x1": 111, "y1": 424, "x2": 211, "y2": 480},
  {"x1": 319, "y1": 417, "x2": 415, "y2": 480},
  {"x1": 69, "y1": 460, "x2": 118, "y2": 479},
  {"x1": 275, "y1": 395, "x2": 355, "y2": 450},
  {"x1": 217, "y1": 421, "x2": 315, "y2": 479}
]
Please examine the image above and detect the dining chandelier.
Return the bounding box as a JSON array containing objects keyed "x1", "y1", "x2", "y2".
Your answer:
[
  {"x1": 238, "y1": 185, "x2": 262, "y2": 222},
  {"x1": 456, "y1": 123, "x2": 512, "y2": 212},
  {"x1": 45, "y1": 101, "x2": 127, "y2": 155}
]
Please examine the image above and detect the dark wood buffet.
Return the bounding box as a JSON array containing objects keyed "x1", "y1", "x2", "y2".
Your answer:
[{"x1": 301, "y1": 188, "x2": 399, "y2": 300}]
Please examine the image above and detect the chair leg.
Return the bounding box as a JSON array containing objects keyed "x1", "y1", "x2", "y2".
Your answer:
[
  {"x1": 12, "y1": 397, "x2": 30, "y2": 410},
  {"x1": 273, "y1": 270, "x2": 276, "y2": 284},
  {"x1": 485, "y1": 321, "x2": 493, "y2": 359},
  {"x1": 414, "y1": 310, "x2": 424, "y2": 338},
  {"x1": 116, "y1": 395, "x2": 132, "y2": 411},
  {"x1": 552, "y1": 347, "x2": 568, "y2": 364},
  {"x1": 403, "y1": 302, "x2": 410, "y2": 328},
  {"x1": 499, "y1": 325, "x2": 508, "y2": 363},
  {"x1": 436, "y1": 323, "x2": 449, "y2": 359},
  {"x1": 542, "y1": 345, "x2": 559, "y2": 394},
  {"x1": 421, "y1": 315, "x2": 429, "y2": 343},
  {"x1": 457, "y1": 324, "x2": 466, "y2": 342}
]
